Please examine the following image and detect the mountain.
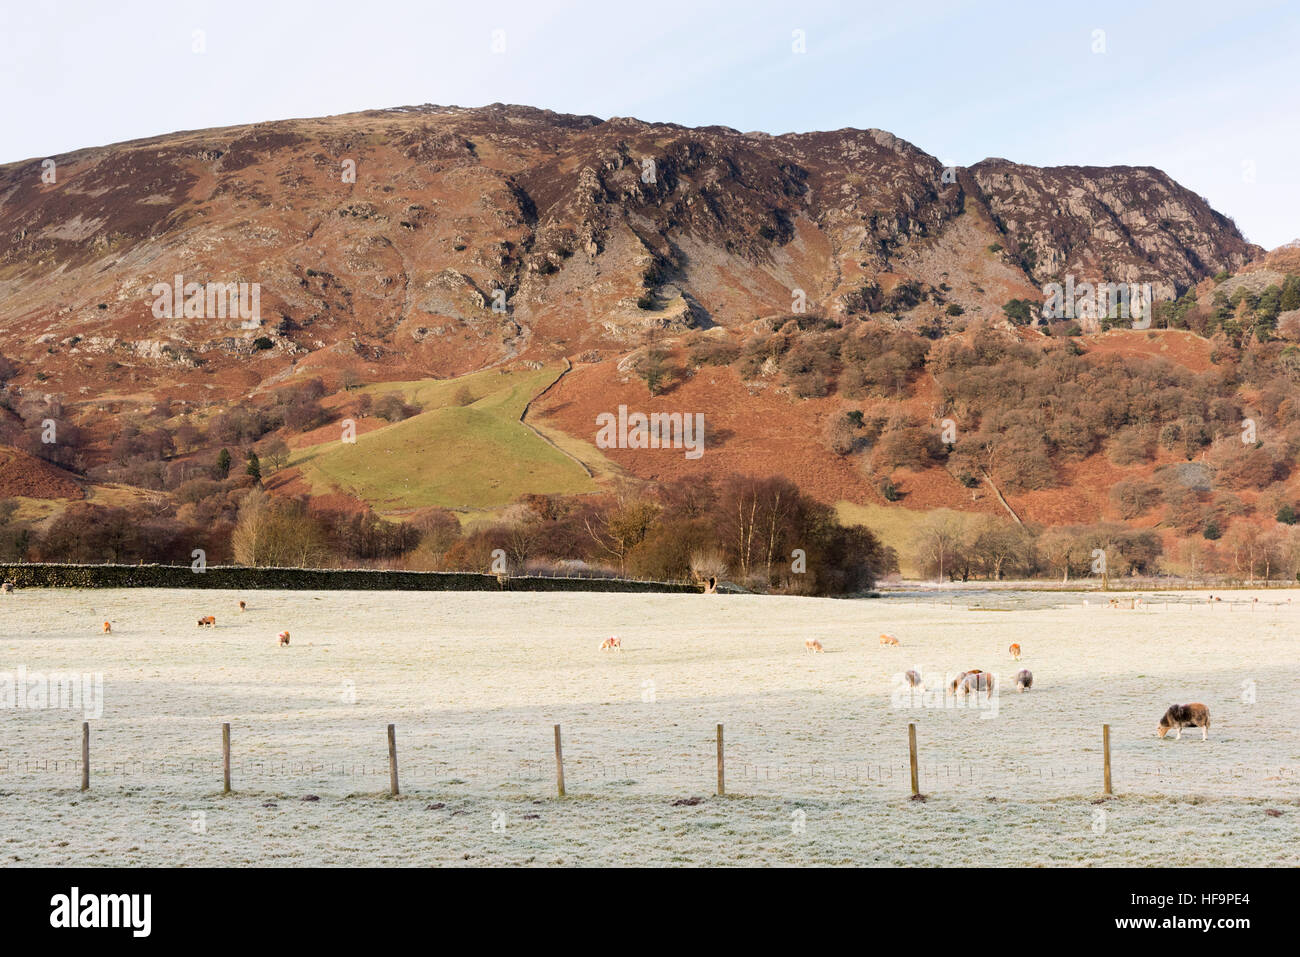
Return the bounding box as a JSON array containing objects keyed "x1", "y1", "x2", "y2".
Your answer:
[
  {"x1": 0, "y1": 103, "x2": 1258, "y2": 388},
  {"x1": 0, "y1": 104, "x2": 1293, "y2": 582}
]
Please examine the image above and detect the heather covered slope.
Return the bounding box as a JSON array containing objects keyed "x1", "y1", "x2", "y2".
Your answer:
[
  {"x1": 0, "y1": 103, "x2": 1258, "y2": 402},
  {"x1": 0, "y1": 105, "x2": 1292, "y2": 583}
]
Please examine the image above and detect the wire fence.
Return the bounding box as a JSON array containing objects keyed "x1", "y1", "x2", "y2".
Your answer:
[{"x1": 3, "y1": 723, "x2": 1295, "y2": 801}]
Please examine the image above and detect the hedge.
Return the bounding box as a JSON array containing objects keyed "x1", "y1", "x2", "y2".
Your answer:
[{"x1": 0, "y1": 563, "x2": 706, "y2": 594}]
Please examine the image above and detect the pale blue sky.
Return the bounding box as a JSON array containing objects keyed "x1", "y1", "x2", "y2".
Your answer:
[{"x1": 3, "y1": 0, "x2": 1296, "y2": 247}]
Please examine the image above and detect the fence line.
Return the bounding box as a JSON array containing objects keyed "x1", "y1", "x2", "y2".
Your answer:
[
  {"x1": 4, "y1": 756, "x2": 1293, "y2": 786},
  {"x1": 2, "y1": 722, "x2": 1293, "y2": 800}
]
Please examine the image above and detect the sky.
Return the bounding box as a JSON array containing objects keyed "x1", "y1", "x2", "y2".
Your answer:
[{"x1": 3, "y1": 0, "x2": 1297, "y2": 248}]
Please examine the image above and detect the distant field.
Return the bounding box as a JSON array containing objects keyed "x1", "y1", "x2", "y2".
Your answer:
[
  {"x1": 11, "y1": 484, "x2": 160, "y2": 530},
  {"x1": 835, "y1": 501, "x2": 986, "y2": 578},
  {"x1": 289, "y1": 365, "x2": 601, "y2": 510},
  {"x1": 3, "y1": 588, "x2": 1297, "y2": 866}
]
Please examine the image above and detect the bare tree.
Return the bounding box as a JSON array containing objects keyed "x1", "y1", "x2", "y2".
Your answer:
[
  {"x1": 583, "y1": 495, "x2": 661, "y2": 575},
  {"x1": 910, "y1": 509, "x2": 967, "y2": 582}
]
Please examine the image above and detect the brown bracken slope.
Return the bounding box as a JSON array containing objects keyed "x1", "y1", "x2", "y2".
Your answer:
[{"x1": 0, "y1": 104, "x2": 1271, "y2": 529}]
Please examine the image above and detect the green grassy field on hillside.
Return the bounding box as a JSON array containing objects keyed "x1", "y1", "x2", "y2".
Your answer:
[
  {"x1": 291, "y1": 365, "x2": 602, "y2": 511},
  {"x1": 834, "y1": 501, "x2": 986, "y2": 579}
]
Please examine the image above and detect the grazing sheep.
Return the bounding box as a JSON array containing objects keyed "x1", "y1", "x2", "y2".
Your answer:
[
  {"x1": 1015, "y1": 669, "x2": 1033, "y2": 692},
  {"x1": 1158, "y1": 703, "x2": 1210, "y2": 741}
]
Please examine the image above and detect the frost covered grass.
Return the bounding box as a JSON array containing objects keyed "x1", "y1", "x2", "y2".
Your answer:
[{"x1": 1, "y1": 588, "x2": 1297, "y2": 866}]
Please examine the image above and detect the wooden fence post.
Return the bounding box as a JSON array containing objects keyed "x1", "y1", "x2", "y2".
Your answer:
[
  {"x1": 716, "y1": 724, "x2": 725, "y2": 796},
  {"x1": 553, "y1": 724, "x2": 565, "y2": 797},
  {"x1": 387, "y1": 724, "x2": 399, "y2": 796},
  {"x1": 222, "y1": 722, "x2": 232, "y2": 793},
  {"x1": 908, "y1": 723, "x2": 919, "y2": 798},
  {"x1": 80, "y1": 722, "x2": 89, "y2": 792},
  {"x1": 1102, "y1": 723, "x2": 1112, "y2": 796}
]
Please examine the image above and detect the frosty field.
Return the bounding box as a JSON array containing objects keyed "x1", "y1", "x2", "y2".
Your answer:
[{"x1": 2, "y1": 588, "x2": 1297, "y2": 867}]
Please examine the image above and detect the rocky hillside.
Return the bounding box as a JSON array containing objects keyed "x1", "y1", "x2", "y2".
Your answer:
[
  {"x1": 0, "y1": 103, "x2": 1260, "y2": 406},
  {"x1": 3, "y1": 102, "x2": 1293, "y2": 586}
]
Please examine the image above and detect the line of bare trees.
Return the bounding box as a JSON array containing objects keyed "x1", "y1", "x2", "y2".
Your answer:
[{"x1": 907, "y1": 509, "x2": 1300, "y2": 584}]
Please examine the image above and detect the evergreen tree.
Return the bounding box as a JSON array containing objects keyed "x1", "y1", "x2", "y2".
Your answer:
[{"x1": 1279, "y1": 274, "x2": 1300, "y2": 312}]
